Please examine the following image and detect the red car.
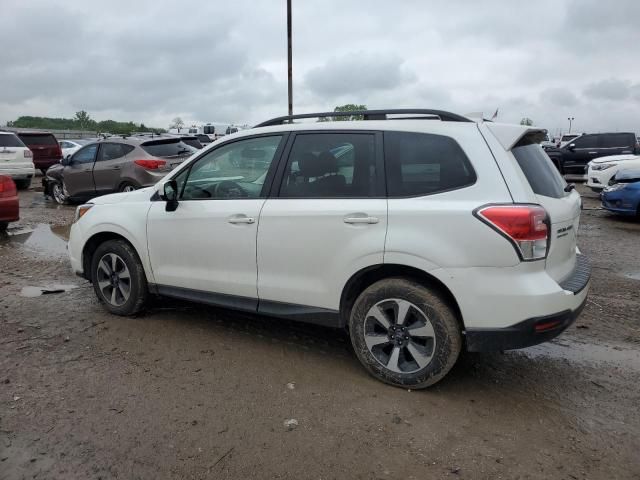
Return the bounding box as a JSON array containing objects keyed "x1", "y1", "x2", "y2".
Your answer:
[
  {"x1": 0, "y1": 175, "x2": 19, "y2": 231},
  {"x1": 17, "y1": 131, "x2": 62, "y2": 173}
]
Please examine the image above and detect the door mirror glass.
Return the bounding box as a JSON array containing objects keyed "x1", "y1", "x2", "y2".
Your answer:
[
  {"x1": 567, "y1": 143, "x2": 576, "y2": 151},
  {"x1": 163, "y1": 180, "x2": 179, "y2": 211},
  {"x1": 61, "y1": 156, "x2": 70, "y2": 166}
]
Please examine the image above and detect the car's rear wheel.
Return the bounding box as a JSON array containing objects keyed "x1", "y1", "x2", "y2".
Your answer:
[
  {"x1": 51, "y1": 180, "x2": 69, "y2": 205},
  {"x1": 0, "y1": 222, "x2": 8, "y2": 232},
  {"x1": 119, "y1": 182, "x2": 137, "y2": 192},
  {"x1": 349, "y1": 278, "x2": 462, "y2": 389},
  {"x1": 90, "y1": 239, "x2": 148, "y2": 316}
]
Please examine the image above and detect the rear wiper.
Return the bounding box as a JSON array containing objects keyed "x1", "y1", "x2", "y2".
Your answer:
[{"x1": 564, "y1": 183, "x2": 575, "y2": 192}]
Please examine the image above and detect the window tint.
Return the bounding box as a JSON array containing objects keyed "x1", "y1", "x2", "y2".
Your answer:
[
  {"x1": 601, "y1": 133, "x2": 633, "y2": 148},
  {"x1": 512, "y1": 137, "x2": 566, "y2": 199},
  {"x1": 18, "y1": 134, "x2": 57, "y2": 146},
  {"x1": 181, "y1": 137, "x2": 203, "y2": 149},
  {"x1": 280, "y1": 133, "x2": 377, "y2": 198},
  {"x1": 571, "y1": 135, "x2": 598, "y2": 148},
  {"x1": 0, "y1": 134, "x2": 26, "y2": 148},
  {"x1": 71, "y1": 144, "x2": 98, "y2": 164},
  {"x1": 98, "y1": 143, "x2": 134, "y2": 161},
  {"x1": 203, "y1": 125, "x2": 215, "y2": 135},
  {"x1": 179, "y1": 135, "x2": 282, "y2": 200},
  {"x1": 384, "y1": 132, "x2": 475, "y2": 197},
  {"x1": 141, "y1": 139, "x2": 196, "y2": 158}
]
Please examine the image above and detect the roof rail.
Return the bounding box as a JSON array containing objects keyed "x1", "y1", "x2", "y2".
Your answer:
[{"x1": 254, "y1": 109, "x2": 472, "y2": 128}]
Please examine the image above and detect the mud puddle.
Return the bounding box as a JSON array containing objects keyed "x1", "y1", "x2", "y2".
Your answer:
[
  {"x1": 520, "y1": 338, "x2": 640, "y2": 370},
  {"x1": 2, "y1": 223, "x2": 70, "y2": 256},
  {"x1": 624, "y1": 272, "x2": 640, "y2": 281},
  {"x1": 20, "y1": 284, "x2": 78, "y2": 297}
]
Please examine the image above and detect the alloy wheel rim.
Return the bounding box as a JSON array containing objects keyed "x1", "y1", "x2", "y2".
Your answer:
[
  {"x1": 96, "y1": 253, "x2": 131, "y2": 306},
  {"x1": 123, "y1": 185, "x2": 136, "y2": 192},
  {"x1": 364, "y1": 298, "x2": 437, "y2": 374},
  {"x1": 52, "y1": 183, "x2": 66, "y2": 204}
]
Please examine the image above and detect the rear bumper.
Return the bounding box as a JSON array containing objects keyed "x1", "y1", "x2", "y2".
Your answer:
[
  {"x1": 0, "y1": 164, "x2": 35, "y2": 179},
  {"x1": 465, "y1": 297, "x2": 587, "y2": 352},
  {"x1": 33, "y1": 158, "x2": 61, "y2": 170},
  {"x1": 464, "y1": 255, "x2": 591, "y2": 352}
]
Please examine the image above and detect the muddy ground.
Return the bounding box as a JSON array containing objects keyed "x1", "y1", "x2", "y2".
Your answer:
[{"x1": 1, "y1": 184, "x2": 639, "y2": 480}]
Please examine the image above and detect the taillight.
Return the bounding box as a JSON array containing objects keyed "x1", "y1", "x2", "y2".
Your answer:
[
  {"x1": 24, "y1": 150, "x2": 32, "y2": 158},
  {"x1": 0, "y1": 176, "x2": 17, "y2": 198},
  {"x1": 475, "y1": 204, "x2": 549, "y2": 261},
  {"x1": 55, "y1": 144, "x2": 62, "y2": 158},
  {"x1": 134, "y1": 159, "x2": 167, "y2": 170}
]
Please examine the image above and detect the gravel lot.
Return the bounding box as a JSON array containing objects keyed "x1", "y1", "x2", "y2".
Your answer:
[{"x1": 1, "y1": 184, "x2": 639, "y2": 479}]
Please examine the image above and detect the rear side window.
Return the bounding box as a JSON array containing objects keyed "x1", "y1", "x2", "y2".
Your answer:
[
  {"x1": 601, "y1": 133, "x2": 633, "y2": 148},
  {"x1": 141, "y1": 139, "x2": 195, "y2": 158},
  {"x1": 97, "y1": 143, "x2": 134, "y2": 161},
  {"x1": 279, "y1": 133, "x2": 378, "y2": 198},
  {"x1": 0, "y1": 134, "x2": 26, "y2": 148},
  {"x1": 18, "y1": 134, "x2": 57, "y2": 146},
  {"x1": 512, "y1": 137, "x2": 566, "y2": 199},
  {"x1": 384, "y1": 132, "x2": 476, "y2": 197},
  {"x1": 181, "y1": 137, "x2": 202, "y2": 149}
]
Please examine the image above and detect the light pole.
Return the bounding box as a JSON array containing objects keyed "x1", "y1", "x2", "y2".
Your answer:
[
  {"x1": 567, "y1": 117, "x2": 574, "y2": 133},
  {"x1": 287, "y1": 0, "x2": 293, "y2": 116}
]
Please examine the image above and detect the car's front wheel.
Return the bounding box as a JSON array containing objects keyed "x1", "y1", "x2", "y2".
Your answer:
[
  {"x1": 51, "y1": 180, "x2": 69, "y2": 205},
  {"x1": 90, "y1": 239, "x2": 148, "y2": 316},
  {"x1": 349, "y1": 278, "x2": 462, "y2": 389}
]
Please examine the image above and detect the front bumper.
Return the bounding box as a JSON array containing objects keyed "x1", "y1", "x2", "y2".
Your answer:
[{"x1": 463, "y1": 254, "x2": 591, "y2": 352}]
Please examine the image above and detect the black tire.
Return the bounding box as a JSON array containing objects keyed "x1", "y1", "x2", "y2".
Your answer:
[
  {"x1": 349, "y1": 278, "x2": 462, "y2": 389},
  {"x1": 0, "y1": 222, "x2": 8, "y2": 232},
  {"x1": 15, "y1": 178, "x2": 31, "y2": 190},
  {"x1": 119, "y1": 182, "x2": 138, "y2": 192},
  {"x1": 90, "y1": 239, "x2": 148, "y2": 316},
  {"x1": 51, "y1": 180, "x2": 69, "y2": 205}
]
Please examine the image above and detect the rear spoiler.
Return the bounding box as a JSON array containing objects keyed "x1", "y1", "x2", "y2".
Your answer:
[{"x1": 485, "y1": 123, "x2": 546, "y2": 151}]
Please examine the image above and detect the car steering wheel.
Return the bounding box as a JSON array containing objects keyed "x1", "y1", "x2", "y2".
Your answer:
[{"x1": 214, "y1": 180, "x2": 248, "y2": 198}]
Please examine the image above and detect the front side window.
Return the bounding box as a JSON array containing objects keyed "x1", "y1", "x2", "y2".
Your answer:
[
  {"x1": 571, "y1": 135, "x2": 598, "y2": 149},
  {"x1": 279, "y1": 133, "x2": 377, "y2": 198},
  {"x1": 71, "y1": 144, "x2": 98, "y2": 164},
  {"x1": 384, "y1": 131, "x2": 476, "y2": 197},
  {"x1": 178, "y1": 135, "x2": 283, "y2": 200}
]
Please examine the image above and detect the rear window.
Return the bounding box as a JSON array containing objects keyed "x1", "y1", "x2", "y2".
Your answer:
[
  {"x1": 196, "y1": 134, "x2": 211, "y2": 143},
  {"x1": 18, "y1": 134, "x2": 58, "y2": 146},
  {"x1": 141, "y1": 139, "x2": 196, "y2": 158},
  {"x1": 384, "y1": 131, "x2": 476, "y2": 197},
  {"x1": 203, "y1": 125, "x2": 215, "y2": 135},
  {"x1": 512, "y1": 136, "x2": 567, "y2": 199},
  {"x1": 0, "y1": 134, "x2": 26, "y2": 148},
  {"x1": 181, "y1": 137, "x2": 203, "y2": 149}
]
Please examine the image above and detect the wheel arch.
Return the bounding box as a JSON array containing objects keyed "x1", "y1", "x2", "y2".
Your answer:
[
  {"x1": 339, "y1": 264, "x2": 465, "y2": 330},
  {"x1": 81, "y1": 231, "x2": 148, "y2": 283}
]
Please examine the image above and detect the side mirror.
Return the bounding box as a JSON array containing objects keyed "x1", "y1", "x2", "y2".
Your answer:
[
  {"x1": 567, "y1": 143, "x2": 576, "y2": 151},
  {"x1": 61, "y1": 156, "x2": 70, "y2": 166},
  {"x1": 163, "y1": 180, "x2": 179, "y2": 212}
]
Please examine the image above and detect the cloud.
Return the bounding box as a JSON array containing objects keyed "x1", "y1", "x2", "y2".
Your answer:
[
  {"x1": 304, "y1": 52, "x2": 416, "y2": 97},
  {"x1": 0, "y1": 0, "x2": 639, "y2": 135}
]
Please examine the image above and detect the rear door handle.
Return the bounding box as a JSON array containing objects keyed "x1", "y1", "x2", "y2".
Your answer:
[
  {"x1": 344, "y1": 215, "x2": 379, "y2": 224},
  {"x1": 588, "y1": 151, "x2": 598, "y2": 154},
  {"x1": 228, "y1": 215, "x2": 255, "y2": 224}
]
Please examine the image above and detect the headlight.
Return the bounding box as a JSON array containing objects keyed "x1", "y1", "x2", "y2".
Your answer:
[
  {"x1": 604, "y1": 183, "x2": 627, "y2": 192},
  {"x1": 592, "y1": 163, "x2": 616, "y2": 171},
  {"x1": 74, "y1": 204, "x2": 94, "y2": 222}
]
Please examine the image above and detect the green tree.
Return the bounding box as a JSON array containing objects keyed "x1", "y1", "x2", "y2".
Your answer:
[
  {"x1": 74, "y1": 110, "x2": 93, "y2": 130},
  {"x1": 520, "y1": 117, "x2": 534, "y2": 126},
  {"x1": 333, "y1": 104, "x2": 367, "y2": 121}
]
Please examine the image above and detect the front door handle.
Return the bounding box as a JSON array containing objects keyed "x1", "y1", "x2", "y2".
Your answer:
[
  {"x1": 228, "y1": 215, "x2": 255, "y2": 224},
  {"x1": 588, "y1": 151, "x2": 598, "y2": 154},
  {"x1": 344, "y1": 215, "x2": 379, "y2": 224}
]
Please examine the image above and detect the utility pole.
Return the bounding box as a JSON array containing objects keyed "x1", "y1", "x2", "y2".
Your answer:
[
  {"x1": 567, "y1": 117, "x2": 574, "y2": 133},
  {"x1": 287, "y1": 0, "x2": 293, "y2": 116}
]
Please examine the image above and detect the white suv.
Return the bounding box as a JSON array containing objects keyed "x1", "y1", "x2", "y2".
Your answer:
[
  {"x1": 68, "y1": 109, "x2": 590, "y2": 388},
  {"x1": 0, "y1": 131, "x2": 36, "y2": 189}
]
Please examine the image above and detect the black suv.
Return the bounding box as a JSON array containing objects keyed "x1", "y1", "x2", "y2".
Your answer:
[{"x1": 546, "y1": 132, "x2": 639, "y2": 179}]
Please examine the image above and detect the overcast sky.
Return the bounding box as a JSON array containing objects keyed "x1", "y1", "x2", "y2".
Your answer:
[{"x1": 1, "y1": 0, "x2": 639, "y2": 134}]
